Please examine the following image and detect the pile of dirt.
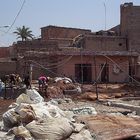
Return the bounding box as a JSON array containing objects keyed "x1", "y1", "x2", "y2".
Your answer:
[
  {"x1": 51, "y1": 81, "x2": 77, "y2": 91},
  {"x1": 44, "y1": 80, "x2": 80, "y2": 98},
  {"x1": 46, "y1": 86, "x2": 64, "y2": 98}
]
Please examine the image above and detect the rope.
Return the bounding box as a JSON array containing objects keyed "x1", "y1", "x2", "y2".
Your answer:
[
  {"x1": 103, "y1": 55, "x2": 140, "y2": 85},
  {"x1": 28, "y1": 60, "x2": 64, "y2": 77},
  {"x1": 45, "y1": 56, "x2": 73, "y2": 69},
  {"x1": 6, "y1": 0, "x2": 26, "y2": 33},
  {"x1": 96, "y1": 62, "x2": 106, "y2": 81}
]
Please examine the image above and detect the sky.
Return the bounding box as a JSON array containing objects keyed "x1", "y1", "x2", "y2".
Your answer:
[{"x1": 0, "y1": 0, "x2": 140, "y2": 47}]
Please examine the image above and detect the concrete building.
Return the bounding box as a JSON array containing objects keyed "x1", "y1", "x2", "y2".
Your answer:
[{"x1": 1, "y1": 2, "x2": 140, "y2": 83}]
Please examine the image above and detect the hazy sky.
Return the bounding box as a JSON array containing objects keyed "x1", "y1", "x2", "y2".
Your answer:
[{"x1": 0, "y1": 0, "x2": 140, "y2": 47}]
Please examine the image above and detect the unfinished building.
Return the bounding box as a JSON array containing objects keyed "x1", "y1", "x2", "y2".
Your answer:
[{"x1": 1, "y1": 2, "x2": 140, "y2": 83}]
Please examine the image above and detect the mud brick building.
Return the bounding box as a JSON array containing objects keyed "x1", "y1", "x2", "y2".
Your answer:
[
  {"x1": 0, "y1": 47, "x2": 17, "y2": 76},
  {"x1": 1, "y1": 2, "x2": 140, "y2": 83}
]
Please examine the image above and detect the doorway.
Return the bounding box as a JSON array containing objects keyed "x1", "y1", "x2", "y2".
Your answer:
[{"x1": 75, "y1": 64, "x2": 92, "y2": 83}]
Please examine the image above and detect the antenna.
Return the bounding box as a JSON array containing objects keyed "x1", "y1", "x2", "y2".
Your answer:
[{"x1": 103, "y1": 2, "x2": 107, "y2": 30}]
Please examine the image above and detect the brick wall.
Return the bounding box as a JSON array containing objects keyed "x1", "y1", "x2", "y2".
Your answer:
[
  {"x1": 120, "y1": 3, "x2": 140, "y2": 52},
  {"x1": 12, "y1": 40, "x2": 59, "y2": 57},
  {"x1": 0, "y1": 47, "x2": 10, "y2": 58},
  {"x1": 0, "y1": 61, "x2": 17, "y2": 77},
  {"x1": 84, "y1": 35, "x2": 127, "y2": 51},
  {"x1": 41, "y1": 25, "x2": 91, "y2": 40}
]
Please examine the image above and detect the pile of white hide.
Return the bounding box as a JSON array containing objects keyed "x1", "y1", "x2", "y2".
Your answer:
[{"x1": 0, "y1": 89, "x2": 96, "y2": 140}]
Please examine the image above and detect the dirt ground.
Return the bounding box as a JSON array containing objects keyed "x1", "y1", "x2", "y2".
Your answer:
[
  {"x1": 0, "y1": 83, "x2": 140, "y2": 139},
  {"x1": 0, "y1": 98, "x2": 14, "y2": 120}
]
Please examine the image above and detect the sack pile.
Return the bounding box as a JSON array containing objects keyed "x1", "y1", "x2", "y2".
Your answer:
[{"x1": 0, "y1": 89, "x2": 94, "y2": 140}]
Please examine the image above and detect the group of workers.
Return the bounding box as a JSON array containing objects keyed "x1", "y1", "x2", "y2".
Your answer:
[
  {"x1": 1, "y1": 74, "x2": 22, "y2": 87},
  {"x1": 0, "y1": 73, "x2": 49, "y2": 91},
  {"x1": 23, "y1": 74, "x2": 49, "y2": 91},
  {"x1": 0, "y1": 73, "x2": 31, "y2": 88}
]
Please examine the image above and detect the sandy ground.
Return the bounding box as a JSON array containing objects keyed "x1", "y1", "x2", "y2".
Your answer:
[{"x1": 0, "y1": 98, "x2": 14, "y2": 120}]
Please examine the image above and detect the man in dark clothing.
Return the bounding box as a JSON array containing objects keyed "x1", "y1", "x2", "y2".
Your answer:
[
  {"x1": 9, "y1": 74, "x2": 16, "y2": 85},
  {"x1": 24, "y1": 72, "x2": 31, "y2": 89}
]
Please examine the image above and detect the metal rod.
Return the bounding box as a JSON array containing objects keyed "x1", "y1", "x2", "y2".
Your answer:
[{"x1": 103, "y1": 2, "x2": 107, "y2": 30}]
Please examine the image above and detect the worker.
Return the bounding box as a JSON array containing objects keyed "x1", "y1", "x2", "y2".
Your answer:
[
  {"x1": 15, "y1": 74, "x2": 22, "y2": 86},
  {"x1": 38, "y1": 76, "x2": 48, "y2": 90},
  {"x1": 24, "y1": 72, "x2": 31, "y2": 89},
  {"x1": 9, "y1": 74, "x2": 16, "y2": 86},
  {"x1": 0, "y1": 79, "x2": 4, "y2": 96}
]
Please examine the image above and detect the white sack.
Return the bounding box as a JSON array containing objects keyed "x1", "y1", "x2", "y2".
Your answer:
[
  {"x1": 26, "y1": 117, "x2": 74, "y2": 140},
  {"x1": 16, "y1": 94, "x2": 34, "y2": 104},
  {"x1": 26, "y1": 89, "x2": 44, "y2": 103},
  {"x1": 16, "y1": 89, "x2": 44, "y2": 104},
  {"x1": 68, "y1": 129, "x2": 93, "y2": 140},
  {"x1": 2, "y1": 109, "x2": 20, "y2": 131},
  {"x1": 11, "y1": 126, "x2": 32, "y2": 139},
  {"x1": 31, "y1": 102, "x2": 65, "y2": 119},
  {"x1": 15, "y1": 104, "x2": 36, "y2": 124},
  {"x1": 54, "y1": 77, "x2": 72, "y2": 83}
]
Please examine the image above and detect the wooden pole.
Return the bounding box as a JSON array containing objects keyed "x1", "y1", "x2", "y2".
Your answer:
[
  {"x1": 81, "y1": 52, "x2": 83, "y2": 84},
  {"x1": 94, "y1": 56, "x2": 98, "y2": 100},
  {"x1": 105, "y1": 58, "x2": 108, "y2": 89},
  {"x1": 4, "y1": 81, "x2": 7, "y2": 99},
  {"x1": 80, "y1": 44, "x2": 83, "y2": 93},
  {"x1": 30, "y1": 64, "x2": 33, "y2": 87}
]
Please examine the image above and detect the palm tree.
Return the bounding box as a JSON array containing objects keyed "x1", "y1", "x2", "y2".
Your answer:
[{"x1": 13, "y1": 25, "x2": 34, "y2": 41}]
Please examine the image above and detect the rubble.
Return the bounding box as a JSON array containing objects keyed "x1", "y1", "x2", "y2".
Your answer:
[
  {"x1": 48, "y1": 98, "x2": 73, "y2": 105},
  {"x1": 107, "y1": 101, "x2": 140, "y2": 115},
  {"x1": 45, "y1": 77, "x2": 81, "y2": 98},
  {"x1": 0, "y1": 78, "x2": 140, "y2": 139},
  {"x1": 70, "y1": 107, "x2": 97, "y2": 115},
  {"x1": 9, "y1": 126, "x2": 32, "y2": 139},
  {"x1": 0, "y1": 88, "x2": 94, "y2": 140}
]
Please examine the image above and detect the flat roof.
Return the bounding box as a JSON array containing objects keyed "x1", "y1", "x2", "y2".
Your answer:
[{"x1": 41, "y1": 25, "x2": 91, "y2": 32}]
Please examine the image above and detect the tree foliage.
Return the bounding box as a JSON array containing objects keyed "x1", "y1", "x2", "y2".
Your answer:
[{"x1": 13, "y1": 26, "x2": 34, "y2": 41}]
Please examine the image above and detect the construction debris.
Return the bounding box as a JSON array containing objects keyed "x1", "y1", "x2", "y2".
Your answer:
[
  {"x1": 43, "y1": 77, "x2": 81, "y2": 98},
  {"x1": 0, "y1": 88, "x2": 94, "y2": 140},
  {"x1": 70, "y1": 107, "x2": 97, "y2": 115},
  {"x1": 0, "y1": 78, "x2": 140, "y2": 139}
]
